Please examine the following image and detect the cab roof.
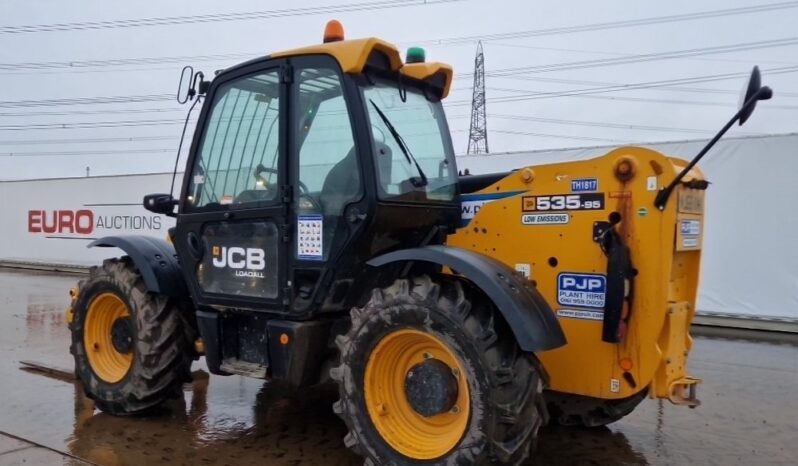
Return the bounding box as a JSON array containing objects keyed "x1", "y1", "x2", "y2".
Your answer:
[{"x1": 272, "y1": 37, "x2": 453, "y2": 98}]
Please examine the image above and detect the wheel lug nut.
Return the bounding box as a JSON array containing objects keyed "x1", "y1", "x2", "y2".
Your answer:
[
  {"x1": 451, "y1": 405, "x2": 460, "y2": 414},
  {"x1": 376, "y1": 403, "x2": 388, "y2": 415},
  {"x1": 422, "y1": 352, "x2": 433, "y2": 360},
  {"x1": 452, "y1": 368, "x2": 460, "y2": 378}
]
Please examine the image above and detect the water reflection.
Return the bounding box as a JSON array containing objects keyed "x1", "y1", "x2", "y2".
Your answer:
[
  {"x1": 5, "y1": 270, "x2": 793, "y2": 466},
  {"x1": 535, "y1": 424, "x2": 648, "y2": 465},
  {"x1": 66, "y1": 376, "x2": 359, "y2": 466},
  {"x1": 25, "y1": 299, "x2": 69, "y2": 342},
  {"x1": 64, "y1": 372, "x2": 649, "y2": 466}
]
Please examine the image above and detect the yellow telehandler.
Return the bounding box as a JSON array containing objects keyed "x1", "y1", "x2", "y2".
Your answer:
[{"x1": 67, "y1": 20, "x2": 772, "y2": 465}]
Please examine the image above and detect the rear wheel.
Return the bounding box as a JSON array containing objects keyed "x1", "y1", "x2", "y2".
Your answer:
[
  {"x1": 69, "y1": 257, "x2": 195, "y2": 415},
  {"x1": 545, "y1": 389, "x2": 648, "y2": 427},
  {"x1": 332, "y1": 275, "x2": 546, "y2": 465}
]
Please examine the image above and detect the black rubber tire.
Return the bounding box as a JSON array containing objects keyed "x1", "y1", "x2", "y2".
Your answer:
[
  {"x1": 545, "y1": 388, "x2": 648, "y2": 427},
  {"x1": 69, "y1": 257, "x2": 196, "y2": 415},
  {"x1": 331, "y1": 275, "x2": 547, "y2": 465}
]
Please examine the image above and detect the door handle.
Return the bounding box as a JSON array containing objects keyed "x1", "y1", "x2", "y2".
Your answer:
[{"x1": 346, "y1": 206, "x2": 367, "y2": 224}]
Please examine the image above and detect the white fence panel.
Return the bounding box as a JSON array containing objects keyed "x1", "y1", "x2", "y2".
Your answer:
[{"x1": 0, "y1": 173, "x2": 180, "y2": 266}]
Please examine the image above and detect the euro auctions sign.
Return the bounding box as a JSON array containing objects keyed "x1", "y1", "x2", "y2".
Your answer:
[
  {"x1": 27, "y1": 209, "x2": 164, "y2": 237},
  {"x1": 0, "y1": 172, "x2": 178, "y2": 266}
]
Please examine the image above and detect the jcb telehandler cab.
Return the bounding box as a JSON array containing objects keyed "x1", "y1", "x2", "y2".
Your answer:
[{"x1": 67, "y1": 20, "x2": 771, "y2": 465}]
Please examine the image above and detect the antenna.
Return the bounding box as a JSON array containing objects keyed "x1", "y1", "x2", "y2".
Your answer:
[{"x1": 467, "y1": 41, "x2": 488, "y2": 155}]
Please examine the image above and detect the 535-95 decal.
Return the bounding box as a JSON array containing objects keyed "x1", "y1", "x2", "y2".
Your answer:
[{"x1": 522, "y1": 193, "x2": 605, "y2": 212}]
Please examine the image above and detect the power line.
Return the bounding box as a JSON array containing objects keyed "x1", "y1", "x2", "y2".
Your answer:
[
  {"x1": 485, "y1": 41, "x2": 798, "y2": 67},
  {"x1": 0, "y1": 52, "x2": 257, "y2": 71},
  {"x1": 452, "y1": 37, "x2": 798, "y2": 79},
  {"x1": 2, "y1": 2, "x2": 795, "y2": 73},
  {"x1": 415, "y1": 1, "x2": 798, "y2": 45},
  {"x1": 445, "y1": 112, "x2": 763, "y2": 139},
  {"x1": 5, "y1": 65, "x2": 795, "y2": 113},
  {"x1": 3, "y1": 74, "x2": 794, "y2": 123},
  {"x1": 490, "y1": 89, "x2": 798, "y2": 110},
  {"x1": 475, "y1": 84, "x2": 798, "y2": 109},
  {"x1": 0, "y1": 135, "x2": 177, "y2": 146},
  {"x1": 0, "y1": 94, "x2": 173, "y2": 109},
  {"x1": 0, "y1": 118, "x2": 194, "y2": 131},
  {"x1": 0, "y1": 107, "x2": 183, "y2": 118},
  {"x1": 567, "y1": 93, "x2": 798, "y2": 110},
  {"x1": 0, "y1": 0, "x2": 458, "y2": 34},
  {"x1": 484, "y1": 77, "x2": 798, "y2": 98},
  {"x1": 489, "y1": 113, "x2": 763, "y2": 136},
  {"x1": 0, "y1": 64, "x2": 207, "y2": 77},
  {"x1": 445, "y1": 66, "x2": 798, "y2": 106},
  {"x1": 0, "y1": 148, "x2": 175, "y2": 157},
  {"x1": 491, "y1": 129, "x2": 623, "y2": 143}
]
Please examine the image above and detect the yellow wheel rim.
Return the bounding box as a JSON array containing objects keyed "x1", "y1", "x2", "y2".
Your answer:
[
  {"x1": 83, "y1": 292, "x2": 134, "y2": 384},
  {"x1": 364, "y1": 329, "x2": 470, "y2": 460}
]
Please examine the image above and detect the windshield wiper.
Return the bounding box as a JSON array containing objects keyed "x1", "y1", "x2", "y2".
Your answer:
[{"x1": 369, "y1": 99, "x2": 427, "y2": 187}]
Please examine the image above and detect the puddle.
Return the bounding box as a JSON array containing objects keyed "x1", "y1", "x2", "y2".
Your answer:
[{"x1": 1, "y1": 268, "x2": 795, "y2": 465}]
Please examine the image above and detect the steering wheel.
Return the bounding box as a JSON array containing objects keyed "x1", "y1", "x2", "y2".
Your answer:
[
  {"x1": 254, "y1": 164, "x2": 321, "y2": 210},
  {"x1": 255, "y1": 164, "x2": 311, "y2": 194}
]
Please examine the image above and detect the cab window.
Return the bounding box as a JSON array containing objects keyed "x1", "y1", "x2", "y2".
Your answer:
[
  {"x1": 363, "y1": 81, "x2": 457, "y2": 202},
  {"x1": 294, "y1": 66, "x2": 360, "y2": 261},
  {"x1": 187, "y1": 70, "x2": 281, "y2": 210}
]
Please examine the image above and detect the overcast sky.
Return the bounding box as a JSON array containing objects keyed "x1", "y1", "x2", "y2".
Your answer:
[{"x1": 0, "y1": 0, "x2": 795, "y2": 180}]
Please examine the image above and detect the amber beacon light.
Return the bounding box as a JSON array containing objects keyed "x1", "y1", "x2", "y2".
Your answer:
[{"x1": 324, "y1": 20, "x2": 345, "y2": 43}]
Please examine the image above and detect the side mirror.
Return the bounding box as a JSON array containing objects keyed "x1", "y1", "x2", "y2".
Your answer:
[
  {"x1": 176, "y1": 66, "x2": 208, "y2": 104},
  {"x1": 177, "y1": 66, "x2": 194, "y2": 104},
  {"x1": 654, "y1": 66, "x2": 773, "y2": 210},
  {"x1": 143, "y1": 193, "x2": 177, "y2": 217},
  {"x1": 738, "y1": 66, "x2": 773, "y2": 126}
]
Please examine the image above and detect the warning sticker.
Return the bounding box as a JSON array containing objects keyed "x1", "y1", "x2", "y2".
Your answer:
[
  {"x1": 556, "y1": 309, "x2": 604, "y2": 321},
  {"x1": 557, "y1": 273, "x2": 606, "y2": 309},
  {"x1": 646, "y1": 176, "x2": 657, "y2": 191},
  {"x1": 521, "y1": 213, "x2": 569, "y2": 225},
  {"x1": 680, "y1": 219, "x2": 701, "y2": 236},
  {"x1": 610, "y1": 378, "x2": 621, "y2": 393},
  {"x1": 297, "y1": 215, "x2": 323, "y2": 260}
]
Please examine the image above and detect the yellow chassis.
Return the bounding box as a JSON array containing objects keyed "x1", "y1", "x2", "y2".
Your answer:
[{"x1": 448, "y1": 146, "x2": 703, "y2": 405}]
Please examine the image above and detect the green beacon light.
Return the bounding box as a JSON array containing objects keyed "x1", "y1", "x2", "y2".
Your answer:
[{"x1": 406, "y1": 47, "x2": 426, "y2": 64}]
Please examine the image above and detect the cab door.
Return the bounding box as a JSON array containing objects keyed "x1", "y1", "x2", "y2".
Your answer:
[
  {"x1": 286, "y1": 56, "x2": 370, "y2": 314},
  {"x1": 174, "y1": 61, "x2": 290, "y2": 312}
]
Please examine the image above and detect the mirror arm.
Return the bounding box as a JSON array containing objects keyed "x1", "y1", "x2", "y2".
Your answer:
[{"x1": 653, "y1": 88, "x2": 768, "y2": 211}]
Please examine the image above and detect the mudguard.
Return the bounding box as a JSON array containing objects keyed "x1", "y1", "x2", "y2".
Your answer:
[
  {"x1": 367, "y1": 245, "x2": 566, "y2": 352},
  {"x1": 88, "y1": 235, "x2": 188, "y2": 297}
]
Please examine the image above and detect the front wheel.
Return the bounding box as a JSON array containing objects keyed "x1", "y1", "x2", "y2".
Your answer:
[
  {"x1": 332, "y1": 275, "x2": 547, "y2": 465},
  {"x1": 69, "y1": 257, "x2": 196, "y2": 415}
]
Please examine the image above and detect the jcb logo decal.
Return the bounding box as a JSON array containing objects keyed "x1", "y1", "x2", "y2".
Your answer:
[{"x1": 212, "y1": 246, "x2": 266, "y2": 271}]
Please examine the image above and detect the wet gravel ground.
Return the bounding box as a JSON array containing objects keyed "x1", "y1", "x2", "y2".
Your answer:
[{"x1": 0, "y1": 268, "x2": 796, "y2": 465}]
